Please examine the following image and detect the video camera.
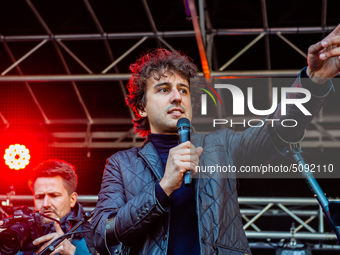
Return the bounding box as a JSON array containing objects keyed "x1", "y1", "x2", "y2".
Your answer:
[{"x1": 0, "y1": 206, "x2": 45, "y2": 255}]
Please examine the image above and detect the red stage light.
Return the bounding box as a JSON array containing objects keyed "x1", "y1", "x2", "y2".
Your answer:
[{"x1": 4, "y1": 144, "x2": 31, "y2": 170}]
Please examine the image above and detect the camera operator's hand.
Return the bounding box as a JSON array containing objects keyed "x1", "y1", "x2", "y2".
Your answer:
[
  {"x1": 33, "y1": 221, "x2": 76, "y2": 255},
  {"x1": 0, "y1": 221, "x2": 5, "y2": 232}
]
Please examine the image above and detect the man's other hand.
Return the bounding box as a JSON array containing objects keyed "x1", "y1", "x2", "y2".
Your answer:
[
  {"x1": 34, "y1": 221, "x2": 76, "y2": 255},
  {"x1": 160, "y1": 141, "x2": 203, "y2": 196},
  {"x1": 307, "y1": 23, "x2": 340, "y2": 84}
]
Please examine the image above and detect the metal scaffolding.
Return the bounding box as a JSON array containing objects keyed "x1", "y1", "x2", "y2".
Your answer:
[
  {"x1": 1, "y1": 195, "x2": 339, "y2": 250},
  {"x1": 1, "y1": 2, "x2": 339, "y2": 253},
  {"x1": 0, "y1": 0, "x2": 340, "y2": 148},
  {"x1": 0, "y1": 0, "x2": 339, "y2": 149}
]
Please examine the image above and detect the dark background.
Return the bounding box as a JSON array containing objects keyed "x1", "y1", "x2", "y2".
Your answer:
[{"x1": 0, "y1": 1, "x2": 339, "y2": 254}]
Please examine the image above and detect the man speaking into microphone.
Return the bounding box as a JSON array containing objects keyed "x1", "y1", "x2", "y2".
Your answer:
[{"x1": 91, "y1": 24, "x2": 340, "y2": 255}]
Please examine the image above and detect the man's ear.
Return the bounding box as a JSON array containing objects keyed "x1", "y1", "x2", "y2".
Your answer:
[
  {"x1": 138, "y1": 107, "x2": 147, "y2": 118},
  {"x1": 70, "y1": 192, "x2": 78, "y2": 208}
]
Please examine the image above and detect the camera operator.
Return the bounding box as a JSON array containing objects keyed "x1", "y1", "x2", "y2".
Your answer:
[{"x1": 0, "y1": 159, "x2": 96, "y2": 255}]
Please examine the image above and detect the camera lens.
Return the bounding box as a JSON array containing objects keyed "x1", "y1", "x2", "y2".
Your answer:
[
  {"x1": 0, "y1": 231, "x2": 21, "y2": 254},
  {"x1": 0, "y1": 222, "x2": 30, "y2": 255}
]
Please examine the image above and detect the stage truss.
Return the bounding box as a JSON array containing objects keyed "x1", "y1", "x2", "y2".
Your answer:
[
  {"x1": 1, "y1": 195, "x2": 339, "y2": 251},
  {"x1": 0, "y1": 0, "x2": 339, "y2": 149}
]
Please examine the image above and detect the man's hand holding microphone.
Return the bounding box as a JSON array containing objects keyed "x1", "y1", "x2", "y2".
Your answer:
[{"x1": 159, "y1": 118, "x2": 203, "y2": 196}]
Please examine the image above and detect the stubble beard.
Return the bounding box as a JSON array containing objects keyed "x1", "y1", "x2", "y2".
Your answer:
[{"x1": 152, "y1": 115, "x2": 178, "y2": 134}]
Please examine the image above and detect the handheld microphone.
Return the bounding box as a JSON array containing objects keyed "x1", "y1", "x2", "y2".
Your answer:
[{"x1": 176, "y1": 118, "x2": 192, "y2": 187}]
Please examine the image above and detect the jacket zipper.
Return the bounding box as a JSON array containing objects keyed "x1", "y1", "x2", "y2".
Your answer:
[
  {"x1": 196, "y1": 168, "x2": 203, "y2": 253},
  {"x1": 195, "y1": 134, "x2": 205, "y2": 254}
]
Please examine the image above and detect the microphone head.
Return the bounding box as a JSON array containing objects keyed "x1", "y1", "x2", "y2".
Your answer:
[{"x1": 176, "y1": 118, "x2": 191, "y2": 131}]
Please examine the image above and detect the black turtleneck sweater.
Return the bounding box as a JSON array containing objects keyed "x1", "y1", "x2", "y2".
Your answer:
[{"x1": 150, "y1": 133, "x2": 200, "y2": 255}]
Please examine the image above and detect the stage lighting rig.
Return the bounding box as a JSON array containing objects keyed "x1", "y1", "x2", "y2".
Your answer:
[{"x1": 3, "y1": 144, "x2": 30, "y2": 170}]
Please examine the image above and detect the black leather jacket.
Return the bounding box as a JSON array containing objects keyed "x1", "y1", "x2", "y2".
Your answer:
[{"x1": 91, "y1": 69, "x2": 334, "y2": 255}]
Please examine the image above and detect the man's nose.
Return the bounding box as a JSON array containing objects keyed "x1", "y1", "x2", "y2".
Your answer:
[
  {"x1": 170, "y1": 89, "x2": 182, "y2": 104},
  {"x1": 43, "y1": 196, "x2": 51, "y2": 208}
]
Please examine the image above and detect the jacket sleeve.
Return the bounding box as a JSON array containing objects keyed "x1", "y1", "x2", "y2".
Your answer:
[
  {"x1": 229, "y1": 67, "x2": 335, "y2": 168},
  {"x1": 90, "y1": 155, "x2": 169, "y2": 253}
]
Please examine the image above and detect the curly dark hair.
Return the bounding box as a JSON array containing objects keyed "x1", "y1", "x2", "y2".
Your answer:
[
  {"x1": 28, "y1": 159, "x2": 78, "y2": 195},
  {"x1": 125, "y1": 48, "x2": 200, "y2": 137}
]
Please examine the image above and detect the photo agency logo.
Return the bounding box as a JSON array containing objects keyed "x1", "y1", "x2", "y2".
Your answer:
[
  {"x1": 196, "y1": 80, "x2": 312, "y2": 128},
  {"x1": 198, "y1": 83, "x2": 223, "y2": 115}
]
